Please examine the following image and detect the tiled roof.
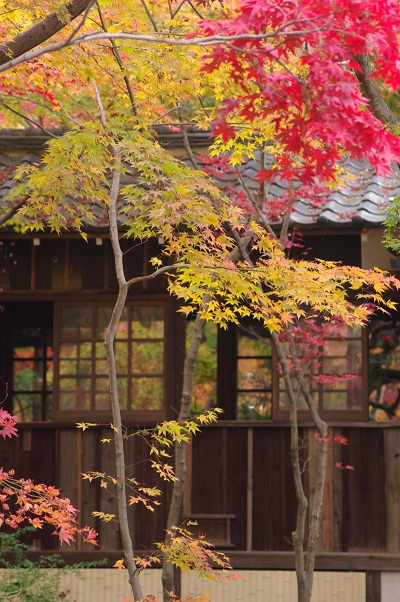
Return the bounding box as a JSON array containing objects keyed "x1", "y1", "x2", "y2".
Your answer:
[
  {"x1": 192, "y1": 155, "x2": 400, "y2": 227},
  {"x1": 0, "y1": 130, "x2": 399, "y2": 229}
]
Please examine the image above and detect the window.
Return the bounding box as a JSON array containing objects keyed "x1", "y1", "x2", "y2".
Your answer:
[
  {"x1": 214, "y1": 320, "x2": 366, "y2": 421},
  {"x1": 274, "y1": 322, "x2": 364, "y2": 419},
  {"x1": 8, "y1": 303, "x2": 53, "y2": 423},
  {"x1": 236, "y1": 326, "x2": 272, "y2": 420},
  {"x1": 54, "y1": 303, "x2": 165, "y2": 419},
  {"x1": 187, "y1": 321, "x2": 217, "y2": 414},
  {"x1": 12, "y1": 326, "x2": 53, "y2": 422},
  {"x1": 369, "y1": 317, "x2": 400, "y2": 421}
]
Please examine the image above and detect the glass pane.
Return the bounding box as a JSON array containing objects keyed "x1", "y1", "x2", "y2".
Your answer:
[
  {"x1": 96, "y1": 307, "x2": 112, "y2": 340},
  {"x1": 76, "y1": 392, "x2": 91, "y2": 410},
  {"x1": 95, "y1": 392, "x2": 110, "y2": 410},
  {"x1": 131, "y1": 377, "x2": 163, "y2": 410},
  {"x1": 12, "y1": 326, "x2": 52, "y2": 422},
  {"x1": 369, "y1": 319, "x2": 400, "y2": 420},
  {"x1": 322, "y1": 392, "x2": 349, "y2": 410},
  {"x1": 13, "y1": 360, "x2": 43, "y2": 390},
  {"x1": 80, "y1": 342, "x2": 92, "y2": 358},
  {"x1": 187, "y1": 321, "x2": 217, "y2": 413},
  {"x1": 59, "y1": 377, "x2": 78, "y2": 392},
  {"x1": 78, "y1": 359, "x2": 91, "y2": 376},
  {"x1": 60, "y1": 344, "x2": 77, "y2": 359},
  {"x1": 59, "y1": 393, "x2": 77, "y2": 411},
  {"x1": 13, "y1": 393, "x2": 44, "y2": 422},
  {"x1": 95, "y1": 342, "x2": 106, "y2": 360},
  {"x1": 238, "y1": 327, "x2": 271, "y2": 356},
  {"x1": 116, "y1": 306, "x2": 129, "y2": 339},
  {"x1": 95, "y1": 377, "x2": 109, "y2": 391},
  {"x1": 322, "y1": 357, "x2": 349, "y2": 374},
  {"x1": 279, "y1": 382, "x2": 310, "y2": 411},
  {"x1": 132, "y1": 307, "x2": 164, "y2": 339},
  {"x1": 115, "y1": 343, "x2": 128, "y2": 374},
  {"x1": 237, "y1": 392, "x2": 271, "y2": 420},
  {"x1": 118, "y1": 378, "x2": 128, "y2": 410},
  {"x1": 46, "y1": 361, "x2": 53, "y2": 389},
  {"x1": 61, "y1": 307, "x2": 92, "y2": 340},
  {"x1": 237, "y1": 358, "x2": 271, "y2": 390},
  {"x1": 323, "y1": 339, "x2": 348, "y2": 357},
  {"x1": 59, "y1": 359, "x2": 77, "y2": 375},
  {"x1": 13, "y1": 328, "x2": 45, "y2": 356},
  {"x1": 131, "y1": 342, "x2": 163, "y2": 374}
]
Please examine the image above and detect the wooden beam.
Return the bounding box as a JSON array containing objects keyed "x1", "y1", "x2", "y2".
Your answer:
[
  {"x1": 366, "y1": 571, "x2": 381, "y2": 602},
  {"x1": 15, "y1": 550, "x2": 400, "y2": 572}
]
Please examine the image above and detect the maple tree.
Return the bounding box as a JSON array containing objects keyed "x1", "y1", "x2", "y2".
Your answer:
[
  {"x1": 0, "y1": 407, "x2": 97, "y2": 546},
  {"x1": 0, "y1": 2, "x2": 398, "y2": 602}
]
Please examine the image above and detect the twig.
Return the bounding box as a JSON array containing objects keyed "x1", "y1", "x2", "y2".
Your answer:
[
  {"x1": 1, "y1": 101, "x2": 58, "y2": 136},
  {"x1": 96, "y1": 3, "x2": 138, "y2": 116},
  {"x1": 65, "y1": 0, "x2": 97, "y2": 44}
]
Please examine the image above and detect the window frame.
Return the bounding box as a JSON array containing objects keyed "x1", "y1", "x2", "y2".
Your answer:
[
  {"x1": 271, "y1": 328, "x2": 369, "y2": 422},
  {"x1": 53, "y1": 300, "x2": 169, "y2": 423},
  {"x1": 216, "y1": 324, "x2": 369, "y2": 422}
]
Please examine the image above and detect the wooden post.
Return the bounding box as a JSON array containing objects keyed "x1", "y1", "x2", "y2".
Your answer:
[{"x1": 384, "y1": 429, "x2": 400, "y2": 552}]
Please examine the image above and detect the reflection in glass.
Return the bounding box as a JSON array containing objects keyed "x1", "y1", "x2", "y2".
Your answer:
[
  {"x1": 186, "y1": 321, "x2": 217, "y2": 414},
  {"x1": 61, "y1": 307, "x2": 91, "y2": 340},
  {"x1": 132, "y1": 377, "x2": 163, "y2": 410},
  {"x1": 131, "y1": 342, "x2": 163, "y2": 374},
  {"x1": 132, "y1": 307, "x2": 164, "y2": 338},
  {"x1": 12, "y1": 326, "x2": 52, "y2": 422},
  {"x1": 237, "y1": 325, "x2": 272, "y2": 420},
  {"x1": 237, "y1": 392, "x2": 271, "y2": 420},
  {"x1": 369, "y1": 318, "x2": 400, "y2": 420},
  {"x1": 57, "y1": 304, "x2": 165, "y2": 413}
]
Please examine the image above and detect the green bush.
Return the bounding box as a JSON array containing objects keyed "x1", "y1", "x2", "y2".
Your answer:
[{"x1": 0, "y1": 528, "x2": 105, "y2": 602}]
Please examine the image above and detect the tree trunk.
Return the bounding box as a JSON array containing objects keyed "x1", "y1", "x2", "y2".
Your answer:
[
  {"x1": 162, "y1": 313, "x2": 207, "y2": 601},
  {"x1": 105, "y1": 149, "x2": 143, "y2": 601},
  {"x1": 272, "y1": 330, "x2": 328, "y2": 602}
]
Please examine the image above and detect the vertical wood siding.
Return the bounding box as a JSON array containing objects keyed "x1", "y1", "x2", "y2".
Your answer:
[{"x1": 0, "y1": 424, "x2": 398, "y2": 555}]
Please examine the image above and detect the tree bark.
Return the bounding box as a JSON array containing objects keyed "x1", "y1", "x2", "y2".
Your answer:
[
  {"x1": 106, "y1": 147, "x2": 143, "y2": 601},
  {"x1": 355, "y1": 54, "x2": 399, "y2": 130},
  {"x1": 0, "y1": 0, "x2": 93, "y2": 66},
  {"x1": 161, "y1": 312, "x2": 207, "y2": 601}
]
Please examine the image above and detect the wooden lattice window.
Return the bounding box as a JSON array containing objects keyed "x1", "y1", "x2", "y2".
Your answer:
[
  {"x1": 273, "y1": 322, "x2": 366, "y2": 421},
  {"x1": 54, "y1": 303, "x2": 165, "y2": 419},
  {"x1": 12, "y1": 326, "x2": 53, "y2": 422}
]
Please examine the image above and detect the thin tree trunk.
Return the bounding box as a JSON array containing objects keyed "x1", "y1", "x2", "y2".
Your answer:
[
  {"x1": 105, "y1": 148, "x2": 143, "y2": 601},
  {"x1": 272, "y1": 330, "x2": 328, "y2": 602},
  {"x1": 162, "y1": 312, "x2": 207, "y2": 600}
]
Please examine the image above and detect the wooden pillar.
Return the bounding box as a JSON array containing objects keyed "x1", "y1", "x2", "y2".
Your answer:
[
  {"x1": 366, "y1": 571, "x2": 381, "y2": 602},
  {"x1": 384, "y1": 429, "x2": 400, "y2": 552}
]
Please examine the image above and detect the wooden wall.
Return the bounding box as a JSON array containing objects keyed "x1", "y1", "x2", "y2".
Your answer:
[
  {"x1": 0, "y1": 237, "x2": 166, "y2": 294},
  {"x1": 0, "y1": 423, "x2": 399, "y2": 563}
]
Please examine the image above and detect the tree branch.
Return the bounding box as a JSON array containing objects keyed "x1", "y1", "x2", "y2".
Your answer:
[
  {"x1": 355, "y1": 54, "x2": 399, "y2": 130},
  {"x1": 0, "y1": 197, "x2": 28, "y2": 228},
  {"x1": 0, "y1": 0, "x2": 94, "y2": 66}
]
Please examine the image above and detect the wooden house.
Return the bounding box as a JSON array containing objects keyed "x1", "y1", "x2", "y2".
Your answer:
[{"x1": 0, "y1": 129, "x2": 400, "y2": 602}]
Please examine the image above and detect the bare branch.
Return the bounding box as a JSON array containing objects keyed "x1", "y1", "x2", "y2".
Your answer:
[
  {"x1": 1, "y1": 101, "x2": 58, "y2": 137},
  {"x1": 0, "y1": 31, "x2": 343, "y2": 75},
  {"x1": 96, "y1": 4, "x2": 138, "y2": 115},
  {"x1": 0, "y1": 197, "x2": 28, "y2": 228},
  {"x1": 126, "y1": 262, "x2": 189, "y2": 287},
  {"x1": 178, "y1": 105, "x2": 200, "y2": 170},
  {"x1": 0, "y1": 0, "x2": 94, "y2": 66},
  {"x1": 139, "y1": 0, "x2": 159, "y2": 32}
]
